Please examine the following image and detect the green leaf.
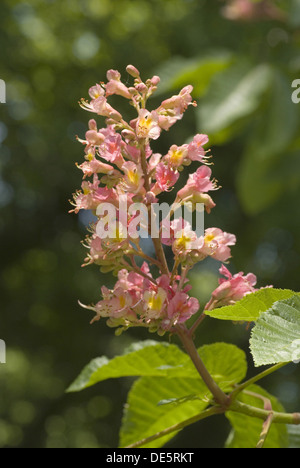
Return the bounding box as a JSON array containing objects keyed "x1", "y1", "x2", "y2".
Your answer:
[
  {"x1": 250, "y1": 295, "x2": 300, "y2": 367},
  {"x1": 154, "y1": 51, "x2": 233, "y2": 97},
  {"x1": 226, "y1": 384, "x2": 288, "y2": 448},
  {"x1": 205, "y1": 288, "x2": 297, "y2": 322},
  {"x1": 197, "y1": 61, "x2": 271, "y2": 143},
  {"x1": 237, "y1": 71, "x2": 299, "y2": 215},
  {"x1": 67, "y1": 339, "x2": 247, "y2": 393},
  {"x1": 197, "y1": 343, "x2": 247, "y2": 391},
  {"x1": 119, "y1": 343, "x2": 247, "y2": 448},
  {"x1": 120, "y1": 376, "x2": 208, "y2": 448},
  {"x1": 67, "y1": 340, "x2": 188, "y2": 392}
]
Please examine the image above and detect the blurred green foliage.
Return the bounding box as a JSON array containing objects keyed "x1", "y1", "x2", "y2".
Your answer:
[{"x1": 0, "y1": 0, "x2": 300, "y2": 448}]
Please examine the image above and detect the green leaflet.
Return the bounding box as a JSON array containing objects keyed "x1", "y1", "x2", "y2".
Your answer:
[
  {"x1": 67, "y1": 340, "x2": 247, "y2": 393},
  {"x1": 250, "y1": 295, "x2": 300, "y2": 366},
  {"x1": 204, "y1": 288, "x2": 297, "y2": 322},
  {"x1": 67, "y1": 340, "x2": 190, "y2": 392},
  {"x1": 120, "y1": 376, "x2": 209, "y2": 448}
]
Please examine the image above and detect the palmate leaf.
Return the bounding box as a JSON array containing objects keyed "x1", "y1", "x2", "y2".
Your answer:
[
  {"x1": 204, "y1": 288, "x2": 297, "y2": 322},
  {"x1": 226, "y1": 384, "x2": 288, "y2": 448},
  {"x1": 250, "y1": 295, "x2": 300, "y2": 366},
  {"x1": 119, "y1": 343, "x2": 247, "y2": 448}
]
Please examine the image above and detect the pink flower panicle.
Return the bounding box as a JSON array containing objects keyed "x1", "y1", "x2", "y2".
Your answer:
[
  {"x1": 71, "y1": 65, "x2": 263, "y2": 335},
  {"x1": 204, "y1": 265, "x2": 258, "y2": 312}
]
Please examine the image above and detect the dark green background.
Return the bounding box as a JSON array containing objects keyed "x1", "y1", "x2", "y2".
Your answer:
[{"x1": 0, "y1": 0, "x2": 299, "y2": 448}]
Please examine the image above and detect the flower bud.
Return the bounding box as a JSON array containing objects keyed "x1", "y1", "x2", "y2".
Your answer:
[
  {"x1": 128, "y1": 87, "x2": 139, "y2": 95},
  {"x1": 135, "y1": 83, "x2": 148, "y2": 93},
  {"x1": 88, "y1": 119, "x2": 97, "y2": 131},
  {"x1": 126, "y1": 64, "x2": 140, "y2": 78},
  {"x1": 144, "y1": 191, "x2": 158, "y2": 205},
  {"x1": 150, "y1": 75, "x2": 160, "y2": 86},
  {"x1": 121, "y1": 129, "x2": 136, "y2": 140},
  {"x1": 109, "y1": 110, "x2": 122, "y2": 121}
]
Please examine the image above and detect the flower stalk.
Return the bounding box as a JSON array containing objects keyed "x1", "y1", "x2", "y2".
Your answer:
[{"x1": 176, "y1": 325, "x2": 230, "y2": 408}]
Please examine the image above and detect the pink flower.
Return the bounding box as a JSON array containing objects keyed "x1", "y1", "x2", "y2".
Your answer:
[
  {"x1": 188, "y1": 134, "x2": 210, "y2": 163},
  {"x1": 165, "y1": 144, "x2": 189, "y2": 168},
  {"x1": 205, "y1": 265, "x2": 258, "y2": 311},
  {"x1": 89, "y1": 84, "x2": 105, "y2": 100},
  {"x1": 166, "y1": 292, "x2": 199, "y2": 326},
  {"x1": 160, "y1": 85, "x2": 196, "y2": 114},
  {"x1": 85, "y1": 235, "x2": 104, "y2": 265},
  {"x1": 83, "y1": 231, "x2": 129, "y2": 267},
  {"x1": 161, "y1": 218, "x2": 204, "y2": 255},
  {"x1": 178, "y1": 166, "x2": 217, "y2": 201},
  {"x1": 105, "y1": 69, "x2": 132, "y2": 99},
  {"x1": 77, "y1": 159, "x2": 116, "y2": 178},
  {"x1": 152, "y1": 163, "x2": 179, "y2": 194},
  {"x1": 76, "y1": 120, "x2": 105, "y2": 151},
  {"x1": 80, "y1": 95, "x2": 122, "y2": 121},
  {"x1": 156, "y1": 113, "x2": 179, "y2": 131},
  {"x1": 136, "y1": 109, "x2": 161, "y2": 140},
  {"x1": 153, "y1": 85, "x2": 196, "y2": 132},
  {"x1": 84, "y1": 119, "x2": 106, "y2": 146},
  {"x1": 121, "y1": 161, "x2": 145, "y2": 194},
  {"x1": 148, "y1": 153, "x2": 162, "y2": 172},
  {"x1": 187, "y1": 166, "x2": 216, "y2": 192},
  {"x1": 163, "y1": 135, "x2": 210, "y2": 168},
  {"x1": 85, "y1": 130, "x2": 105, "y2": 146},
  {"x1": 123, "y1": 142, "x2": 140, "y2": 162},
  {"x1": 200, "y1": 228, "x2": 236, "y2": 262},
  {"x1": 143, "y1": 288, "x2": 168, "y2": 319},
  {"x1": 161, "y1": 218, "x2": 185, "y2": 246},
  {"x1": 84, "y1": 264, "x2": 153, "y2": 323},
  {"x1": 86, "y1": 264, "x2": 168, "y2": 326},
  {"x1": 98, "y1": 126, "x2": 125, "y2": 168},
  {"x1": 70, "y1": 175, "x2": 118, "y2": 213},
  {"x1": 115, "y1": 265, "x2": 150, "y2": 294},
  {"x1": 192, "y1": 193, "x2": 216, "y2": 214},
  {"x1": 89, "y1": 287, "x2": 135, "y2": 323}
]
